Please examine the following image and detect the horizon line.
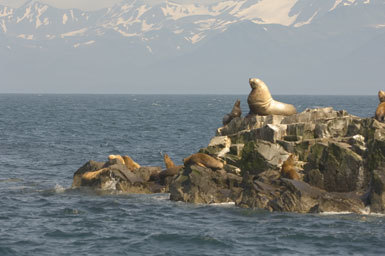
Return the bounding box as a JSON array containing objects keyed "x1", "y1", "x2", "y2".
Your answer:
[{"x1": 0, "y1": 92, "x2": 377, "y2": 96}]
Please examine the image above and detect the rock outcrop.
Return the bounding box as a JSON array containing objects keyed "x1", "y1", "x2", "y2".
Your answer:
[
  {"x1": 169, "y1": 107, "x2": 385, "y2": 214},
  {"x1": 72, "y1": 107, "x2": 385, "y2": 214},
  {"x1": 170, "y1": 164, "x2": 242, "y2": 204},
  {"x1": 72, "y1": 159, "x2": 164, "y2": 193}
]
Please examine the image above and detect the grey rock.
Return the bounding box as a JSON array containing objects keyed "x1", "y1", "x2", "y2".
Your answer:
[
  {"x1": 169, "y1": 164, "x2": 242, "y2": 204},
  {"x1": 370, "y1": 167, "x2": 385, "y2": 213}
]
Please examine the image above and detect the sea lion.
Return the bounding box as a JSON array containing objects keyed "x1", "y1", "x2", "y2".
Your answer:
[
  {"x1": 281, "y1": 154, "x2": 300, "y2": 180},
  {"x1": 160, "y1": 153, "x2": 183, "y2": 178},
  {"x1": 122, "y1": 155, "x2": 141, "y2": 171},
  {"x1": 163, "y1": 153, "x2": 176, "y2": 169},
  {"x1": 247, "y1": 78, "x2": 297, "y2": 116},
  {"x1": 159, "y1": 166, "x2": 183, "y2": 178},
  {"x1": 108, "y1": 155, "x2": 125, "y2": 165},
  {"x1": 183, "y1": 153, "x2": 224, "y2": 169},
  {"x1": 82, "y1": 168, "x2": 108, "y2": 181},
  {"x1": 223, "y1": 99, "x2": 242, "y2": 125},
  {"x1": 375, "y1": 90, "x2": 385, "y2": 122},
  {"x1": 378, "y1": 90, "x2": 385, "y2": 102}
]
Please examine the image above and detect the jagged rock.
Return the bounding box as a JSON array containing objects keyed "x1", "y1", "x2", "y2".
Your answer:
[
  {"x1": 197, "y1": 107, "x2": 385, "y2": 213},
  {"x1": 201, "y1": 136, "x2": 231, "y2": 157},
  {"x1": 239, "y1": 140, "x2": 289, "y2": 175},
  {"x1": 370, "y1": 167, "x2": 385, "y2": 213},
  {"x1": 72, "y1": 160, "x2": 105, "y2": 188},
  {"x1": 73, "y1": 107, "x2": 385, "y2": 214},
  {"x1": 238, "y1": 174, "x2": 366, "y2": 214},
  {"x1": 304, "y1": 141, "x2": 367, "y2": 192},
  {"x1": 229, "y1": 143, "x2": 244, "y2": 157},
  {"x1": 72, "y1": 160, "x2": 163, "y2": 193},
  {"x1": 169, "y1": 165, "x2": 242, "y2": 204},
  {"x1": 135, "y1": 166, "x2": 162, "y2": 182}
]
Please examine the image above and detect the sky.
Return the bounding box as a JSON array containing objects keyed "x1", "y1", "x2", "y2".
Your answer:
[
  {"x1": 0, "y1": 0, "x2": 123, "y2": 10},
  {"x1": 0, "y1": 0, "x2": 221, "y2": 10}
]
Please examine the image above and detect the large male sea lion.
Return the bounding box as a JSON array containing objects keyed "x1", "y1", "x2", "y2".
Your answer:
[
  {"x1": 223, "y1": 99, "x2": 242, "y2": 125},
  {"x1": 281, "y1": 154, "x2": 300, "y2": 180},
  {"x1": 183, "y1": 153, "x2": 224, "y2": 169},
  {"x1": 375, "y1": 90, "x2": 385, "y2": 122},
  {"x1": 247, "y1": 78, "x2": 297, "y2": 116}
]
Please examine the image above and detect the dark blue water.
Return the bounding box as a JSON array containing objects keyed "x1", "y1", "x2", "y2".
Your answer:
[{"x1": 0, "y1": 94, "x2": 384, "y2": 255}]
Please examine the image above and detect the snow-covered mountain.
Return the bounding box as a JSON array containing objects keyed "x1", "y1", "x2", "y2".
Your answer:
[{"x1": 1, "y1": 0, "x2": 385, "y2": 94}]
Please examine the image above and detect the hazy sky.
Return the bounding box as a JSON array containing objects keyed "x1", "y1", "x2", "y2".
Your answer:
[
  {"x1": 0, "y1": 0, "x2": 123, "y2": 10},
  {"x1": 0, "y1": 0, "x2": 221, "y2": 10}
]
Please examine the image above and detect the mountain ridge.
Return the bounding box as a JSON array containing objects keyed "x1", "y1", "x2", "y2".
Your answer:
[{"x1": 1, "y1": 0, "x2": 385, "y2": 94}]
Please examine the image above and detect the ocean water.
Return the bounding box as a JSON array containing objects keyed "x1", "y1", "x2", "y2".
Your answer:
[{"x1": 0, "y1": 94, "x2": 384, "y2": 256}]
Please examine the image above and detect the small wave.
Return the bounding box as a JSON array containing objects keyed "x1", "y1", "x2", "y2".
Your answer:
[
  {"x1": 0, "y1": 246, "x2": 17, "y2": 255},
  {"x1": 320, "y1": 211, "x2": 354, "y2": 215},
  {"x1": 150, "y1": 194, "x2": 170, "y2": 201},
  {"x1": 320, "y1": 208, "x2": 385, "y2": 217},
  {"x1": 367, "y1": 213, "x2": 385, "y2": 217},
  {"x1": 54, "y1": 184, "x2": 66, "y2": 193},
  {"x1": 210, "y1": 202, "x2": 236, "y2": 206},
  {"x1": 0, "y1": 178, "x2": 23, "y2": 183},
  {"x1": 63, "y1": 208, "x2": 81, "y2": 215}
]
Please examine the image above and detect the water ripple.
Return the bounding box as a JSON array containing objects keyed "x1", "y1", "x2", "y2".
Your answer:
[{"x1": 0, "y1": 94, "x2": 383, "y2": 255}]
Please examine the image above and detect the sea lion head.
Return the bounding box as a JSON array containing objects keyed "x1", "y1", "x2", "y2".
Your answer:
[
  {"x1": 378, "y1": 90, "x2": 385, "y2": 102},
  {"x1": 249, "y1": 78, "x2": 265, "y2": 89},
  {"x1": 248, "y1": 78, "x2": 272, "y2": 106}
]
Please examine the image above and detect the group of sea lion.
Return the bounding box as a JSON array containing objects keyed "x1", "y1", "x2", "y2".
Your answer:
[
  {"x1": 80, "y1": 152, "x2": 227, "y2": 184},
  {"x1": 108, "y1": 154, "x2": 141, "y2": 170},
  {"x1": 221, "y1": 78, "x2": 385, "y2": 180},
  {"x1": 159, "y1": 152, "x2": 225, "y2": 183},
  {"x1": 87, "y1": 80, "x2": 385, "y2": 185},
  {"x1": 228, "y1": 77, "x2": 384, "y2": 122}
]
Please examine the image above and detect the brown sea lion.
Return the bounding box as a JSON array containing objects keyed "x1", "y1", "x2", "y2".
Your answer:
[
  {"x1": 108, "y1": 155, "x2": 125, "y2": 165},
  {"x1": 247, "y1": 78, "x2": 297, "y2": 116},
  {"x1": 223, "y1": 99, "x2": 242, "y2": 125},
  {"x1": 163, "y1": 153, "x2": 176, "y2": 169},
  {"x1": 378, "y1": 90, "x2": 385, "y2": 102},
  {"x1": 160, "y1": 154, "x2": 183, "y2": 178},
  {"x1": 159, "y1": 166, "x2": 183, "y2": 179},
  {"x1": 281, "y1": 154, "x2": 300, "y2": 180},
  {"x1": 82, "y1": 168, "x2": 108, "y2": 181},
  {"x1": 183, "y1": 153, "x2": 224, "y2": 169},
  {"x1": 122, "y1": 155, "x2": 141, "y2": 171},
  {"x1": 375, "y1": 90, "x2": 385, "y2": 122}
]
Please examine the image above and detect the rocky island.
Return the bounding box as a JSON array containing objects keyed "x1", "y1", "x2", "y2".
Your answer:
[{"x1": 72, "y1": 79, "x2": 385, "y2": 214}]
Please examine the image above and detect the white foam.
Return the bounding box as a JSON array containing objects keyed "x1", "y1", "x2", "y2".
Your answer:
[
  {"x1": 210, "y1": 202, "x2": 235, "y2": 206},
  {"x1": 101, "y1": 176, "x2": 117, "y2": 190},
  {"x1": 320, "y1": 207, "x2": 385, "y2": 216},
  {"x1": 54, "y1": 184, "x2": 66, "y2": 193},
  {"x1": 320, "y1": 211, "x2": 354, "y2": 215}
]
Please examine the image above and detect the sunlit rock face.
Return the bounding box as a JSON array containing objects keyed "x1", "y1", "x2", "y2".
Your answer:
[
  {"x1": 182, "y1": 107, "x2": 385, "y2": 214},
  {"x1": 72, "y1": 107, "x2": 385, "y2": 214}
]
